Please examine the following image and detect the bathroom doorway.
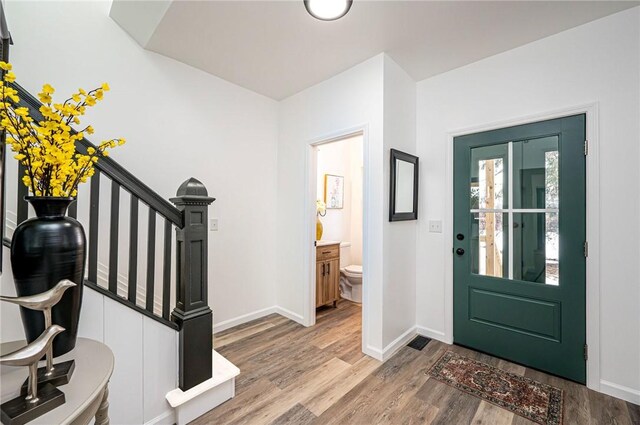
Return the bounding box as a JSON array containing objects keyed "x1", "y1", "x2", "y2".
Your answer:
[{"x1": 305, "y1": 130, "x2": 366, "y2": 347}]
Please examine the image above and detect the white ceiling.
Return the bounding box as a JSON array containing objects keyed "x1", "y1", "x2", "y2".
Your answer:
[{"x1": 111, "y1": 1, "x2": 638, "y2": 100}]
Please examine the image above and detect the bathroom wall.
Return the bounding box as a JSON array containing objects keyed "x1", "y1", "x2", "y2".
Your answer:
[{"x1": 316, "y1": 135, "x2": 364, "y2": 265}]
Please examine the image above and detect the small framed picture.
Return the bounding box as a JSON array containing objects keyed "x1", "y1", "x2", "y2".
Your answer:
[{"x1": 324, "y1": 174, "x2": 344, "y2": 209}]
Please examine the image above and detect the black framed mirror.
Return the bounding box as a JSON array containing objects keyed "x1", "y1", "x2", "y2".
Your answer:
[{"x1": 390, "y1": 149, "x2": 419, "y2": 221}]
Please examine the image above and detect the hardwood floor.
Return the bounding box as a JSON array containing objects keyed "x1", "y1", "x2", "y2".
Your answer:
[{"x1": 194, "y1": 301, "x2": 640, "y2": 424}]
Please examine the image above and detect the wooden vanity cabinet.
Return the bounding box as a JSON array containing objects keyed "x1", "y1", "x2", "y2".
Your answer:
[{"x1": 316, "y1": 243, "x2": 340, "y2": 308}]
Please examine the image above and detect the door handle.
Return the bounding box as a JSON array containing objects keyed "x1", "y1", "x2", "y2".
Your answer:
[
  {"x1": 322, "y1": 263, "x2": 325, "y2": 276},
  {"x1": 327, "y1": 263, "x2": 331, "y2": 274},
  {"x1": 456, "y1": 248, "x2": 465, "y2": 256}
]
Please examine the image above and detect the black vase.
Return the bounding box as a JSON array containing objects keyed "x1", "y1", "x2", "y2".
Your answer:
[{"x1": 10, "y1": 197, "x2": 86, "y2": 357}]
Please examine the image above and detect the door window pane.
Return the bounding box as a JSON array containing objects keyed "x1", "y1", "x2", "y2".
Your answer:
[
  {"x1": 469, "y1": 136, "x2": 561, "y2": 285},
  {"x1": 470, "y1": 144, "x2": 508, "y2": 210},
  {"x1": 471, "y1": 212, "x2": 508, "y2": 278},
  {"x1": 512, "y1": 136, "x2": 559, "y2": 209},
  {"x1": 513, "y1": 212, "x2": 559, "y2": 285},
  {"x1": 545, "y1": 151, "x2": 559, "y2": 209}
]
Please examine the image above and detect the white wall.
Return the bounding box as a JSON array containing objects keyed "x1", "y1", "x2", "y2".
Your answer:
[
  {"x1": 316, "y1": 134, "x2": 364, "y2": 266},
  {"x1": 0, "y1": 248, "x2": 21, "y2": 342},
  {"x1": 277, "y1": 54, "x2": 386, "y2": 352},
  {"x1": 80, "y1": 286, "x2": 178, "y2": 425},
  {"x1": 382, "y1": 57, "x2": 417, "y2": 349},
  {"x1": 415, "y1": 7, "x2": 640, "y2": 403},
  {"x1": 277, "y1": 54, "x2": 419, "y2": 357},
  {"x1": 2, "y1": 0, "x2": 280, "y2": 329}
]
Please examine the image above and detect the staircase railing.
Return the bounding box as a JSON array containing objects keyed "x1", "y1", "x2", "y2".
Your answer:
[{"x1": 1, "y1": 80, "x2": 214, "y2": 391}]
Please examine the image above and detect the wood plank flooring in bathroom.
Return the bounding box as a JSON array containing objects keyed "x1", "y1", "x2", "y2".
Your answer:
[{"x1": 193, "y1": 300, "x2": 640, "y2": 425}]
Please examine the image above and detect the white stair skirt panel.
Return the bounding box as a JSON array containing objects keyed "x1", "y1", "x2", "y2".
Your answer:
[{"x1": 166, "y1": 350, "x2": 240, "y2": 425}]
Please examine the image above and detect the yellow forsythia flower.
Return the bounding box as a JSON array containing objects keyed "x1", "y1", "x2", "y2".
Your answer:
[
  {"x1": 38, "y1": 93, "x2": 52, "y2": 103},
  {"x1": 14, "y1": 107, "x2": 29, "y2": 118},
  {"x1": 41, "y1": 83, "x2": 54, "y2": 94},
  {"x1": 0, "y1": 62, "x2": 124, "y2": 197}
]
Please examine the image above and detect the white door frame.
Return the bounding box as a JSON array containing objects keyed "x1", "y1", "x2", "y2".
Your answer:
[
  {"x1": 444, "y1": 103, "x2": 600, "y2": 390},
  {"x1": 303, "y1": 125, "x2": 370, "y2": 352}
]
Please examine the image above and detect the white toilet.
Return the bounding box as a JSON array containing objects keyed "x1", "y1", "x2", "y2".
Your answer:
[
  {"x1": 336, "y1": 242, "x2": 363, "y2": 303},
  {"x1": 340, "y1": 265, "x2": 362, "y2": 303}
]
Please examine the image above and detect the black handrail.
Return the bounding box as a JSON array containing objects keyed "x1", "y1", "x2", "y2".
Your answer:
[{"x1": 11, "y1": 82, "x2": 183, "y2": 227}]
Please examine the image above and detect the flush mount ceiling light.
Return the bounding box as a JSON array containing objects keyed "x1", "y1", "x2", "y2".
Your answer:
[{"x1": 304, "y1": 0, "x2": 353, "y2": 21}]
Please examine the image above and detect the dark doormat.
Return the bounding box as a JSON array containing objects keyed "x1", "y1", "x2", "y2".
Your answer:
[
  {"x1": 407, "y1": 335, "x2": 431, "y2": 351},
  {"x1": 429, "y1": 351, "x2": 563, "y2": 425}
]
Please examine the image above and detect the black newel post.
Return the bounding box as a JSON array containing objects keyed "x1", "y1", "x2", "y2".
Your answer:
[{"x1": 170, "y1": 178, "x2": 215, "y2": 391}]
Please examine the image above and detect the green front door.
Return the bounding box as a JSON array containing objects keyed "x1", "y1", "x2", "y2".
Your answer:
[{"x1": 453, "y1": 114, "x2": 586, "y2": 383}]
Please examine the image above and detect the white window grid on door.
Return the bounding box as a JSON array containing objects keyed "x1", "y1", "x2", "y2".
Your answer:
[{"x1": 470, "y1": 141, "x2": 558, "y2": 281}]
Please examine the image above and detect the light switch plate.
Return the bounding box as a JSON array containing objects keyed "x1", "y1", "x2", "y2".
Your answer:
[
  {"x1": 428, "y1": 220, "x2": 442, "y2": 233},
  {"x1": 210, "y1": 218, "x2": 218, "y2": 231}
]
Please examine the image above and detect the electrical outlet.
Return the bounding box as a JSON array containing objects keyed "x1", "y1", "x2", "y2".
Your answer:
[
  {"x1": 428, "y1": 220, "x2": 442, "y2": 233},
  {"x1": 210, "y1": 218, "x2": 218, "y2": 231}
]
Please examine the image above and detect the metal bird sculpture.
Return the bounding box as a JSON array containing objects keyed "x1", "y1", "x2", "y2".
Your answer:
[
  {"x1": 0, "y1": 325, "x2": 65, "y2": 403},
  {"x1": 0, "y1": 280, "x2": 76, "y2": 376},
  {"x1": 0, "y1": 279, "x2": 76, "y2": 310}
]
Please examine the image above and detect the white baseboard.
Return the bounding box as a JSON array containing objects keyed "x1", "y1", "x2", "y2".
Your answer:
[
  {"x1": 144, "y1": 409, "x2": 175, "y2": 425},
  {"x1": 380, "y1": 326, "x2": 418, "y2": 362},
  {"x1": 213, "y1": 305, "x2": 305, "y2": 333},
  {"x1": 274, "y1": 306, "x2": 305, "y2": 325},
  {"x1": 415, "y1": 325, "x2": 449, "y2": 343},
  {"x1": 364, "y1": 326, "x2": 437, "y2": 362},
  {"x1": 600, "y1": 380, "x2": 640, "y2": 405},
  {"x1": 364, "y1": 345, "x2": 383, "y2": 361},
  {"x1": 213, "y1": 306, "x2": 277, "y2": 333}
]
